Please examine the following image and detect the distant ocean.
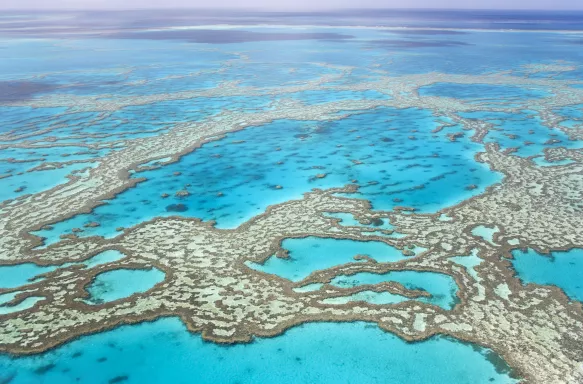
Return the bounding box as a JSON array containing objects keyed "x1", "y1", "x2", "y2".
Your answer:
[{"x1": 2, "y1": 9, "x2": 583, "y2": 36}]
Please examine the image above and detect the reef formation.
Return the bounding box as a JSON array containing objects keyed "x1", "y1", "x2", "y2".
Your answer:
[{"x1": 1, "y1": 50, "x2": 583, "y2": 384}]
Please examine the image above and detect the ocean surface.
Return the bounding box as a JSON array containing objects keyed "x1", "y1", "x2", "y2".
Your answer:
[
  {"x1": 1, "y1": 8, "x2": 583, "y2": 383},
  {"x1": 0, "y1": 319, "x2": 517, "y2": 384}
]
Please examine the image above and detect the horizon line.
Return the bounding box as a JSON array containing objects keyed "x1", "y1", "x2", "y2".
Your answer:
[{"x1": 3, "y1": 7, "x2": 583, "y2": 12}]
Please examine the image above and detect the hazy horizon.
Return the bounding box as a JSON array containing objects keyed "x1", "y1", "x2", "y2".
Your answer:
[{"x1": 2, "y1": 0, "x2": 583, "y2": 11}]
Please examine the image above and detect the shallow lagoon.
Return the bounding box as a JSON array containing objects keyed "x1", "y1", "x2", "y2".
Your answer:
[
  {"x1": 0, "y1": 250, "x2": 126, "y2": 290},
  {"x1": 247, "y1": 236, "x2": 417, "y2": 282},
  {"x1": 329, "y1": 270, "x2": 458, "y2": 309},
  {"x1": 0, "y1": 263, "x2": 55, "y2": 290},
  {"x1": 0, "y1": 318, "x2": 517, "y2": 384},
  {"x1": 0, "y1": 293, "x2": 44, "y2": 315},
  {"x1": 511, "y1": 248, "x2": 583, "y2": 302},
  {"x1": 34, "y1": 107, "x2": 501, "y2": 244},
  {"x1": 248, "y1": 237, "x2": 455, "y2": 309},
  {"x1": 84, "y1": 268, "x2": 165, "y2": 304},
  {"x1": 0, "y1": 162, "x2": 97, "y2": 202},
  {"x1": 460, "y1": 111, "x2": 578, "y2": 157}
]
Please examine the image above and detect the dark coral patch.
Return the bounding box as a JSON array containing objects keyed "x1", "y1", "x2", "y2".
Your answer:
[
  {"x1": 109, "y1": 375, "x2": 129, "y2": 384},
  {"x1": 34, "y1": 363, "x2": 56, "y2": 375},
  {"x1": 166, "y1": 203, "x2": 189, "y2": 212},
  {"x1": 0, "y1": 81, "x2": 59, "y2": 103}
]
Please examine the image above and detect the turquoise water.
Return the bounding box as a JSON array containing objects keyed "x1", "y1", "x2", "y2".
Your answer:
[
  {"x1": 34, "y1": 108, "x2": 501, "y2": 244},
  {"x1": 460, "y1": 110, "x2": 579, "y2": 157},
  {"x1": 511, "y1": 248, "x2": 583, "y2": 302},
  {"x1": 289, "y1": 90, "x2": 390, "y2": 105},
  {"x1": 419, "y1": 83, "x2": 549, "y2": 101},
  {"x1": 0, "y1": 250, "x2": 126, "y2": 290},
  {"x1": 0, "y1": 263, "x2": 54, "y2": 290},
  {"x1": 450, "y1": 250, "x2": 483, "y2": 281},
  {"x1": 0, "y1": 294, "x2": 44, "y2": 315},
  {"x1": 0, "y1": 99, "x2": 272, "y2": 204},
  {"x1": 554, "y1": 104, "x2": 583, "y2": 129},
  {"x1": 0, "y1": 162, "x2": 98, "y2": 202},
  {"x1": 0, "y1": 318, "x2": 517, "y2": 384},
  {"x1": 329, "y1": 271, "x2": 458, "y2": 309},
  {"x1": 84, "y1": 268, "x2": 165, "y2": 304},
  {"x1": 247, "y1": 236, "x2": 418, "y2": 282},
  {"x1": 0, "y1": 250, "x2": 128, "y2": 313},
  {"x1": 471, "y1": 225, "x2": 499, "y2": 245},
  {"x1": 83, "y1": 250, "x2": 126, "y2": 268},
  {"x1": 554, "y1": 105, "x2": 583, "y2": 120}
]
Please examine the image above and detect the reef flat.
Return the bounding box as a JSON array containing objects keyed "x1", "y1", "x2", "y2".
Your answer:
[{"x1": 1, "y1": 10, "x2": 583, "y2": 384}]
